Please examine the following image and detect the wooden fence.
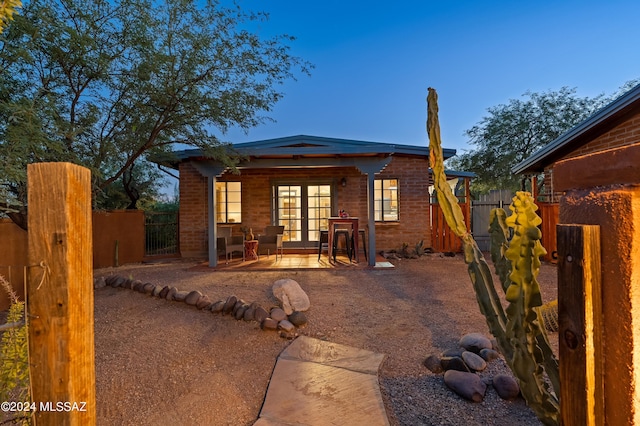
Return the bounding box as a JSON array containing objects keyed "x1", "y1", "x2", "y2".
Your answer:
[{"x1": 0, "y1": 210, "x2": 144, "y2": 310}]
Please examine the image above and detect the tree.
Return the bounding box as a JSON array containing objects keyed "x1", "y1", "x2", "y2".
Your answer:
[
  {"x1": 447, "y1": 87, "x2": 609, "y2": 194},
  {"x1": 0, "y1": 0, "x2": 311, "y2": 229}
]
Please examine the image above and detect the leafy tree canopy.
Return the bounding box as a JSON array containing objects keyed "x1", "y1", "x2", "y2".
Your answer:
[
  {"x1": 0, "y1": 0, "x2": 311, "y2": 229},
  {"x1": 447, "y1": 81, "x2": 638, "y2": 195}
]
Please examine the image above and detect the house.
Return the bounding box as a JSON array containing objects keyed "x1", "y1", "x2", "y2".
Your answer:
[
  {"x1": 513, "y1": 83, "x2": 640, "y2": 261},
  {"x1": 513, "y1": 82, "x2": 640, "y2": 192},
  {"x1": 513, "y1": 83, "x2": 640, "y2": 425},
  {"x1": 163, "y1": 135, "x2": 462, "y2": 267}
]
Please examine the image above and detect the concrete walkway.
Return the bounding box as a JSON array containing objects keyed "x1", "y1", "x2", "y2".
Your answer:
[{"x1": 255, "y1": 336, "x2": 389, "y2": 426}]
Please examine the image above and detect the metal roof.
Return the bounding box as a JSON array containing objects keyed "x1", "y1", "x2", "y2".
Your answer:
[
  {"x1": 169, "y1": 134, "x2": 456, "y2": 165},
  {"x1": 512, "y1": 83, "x2": 640, "y2": 174}
]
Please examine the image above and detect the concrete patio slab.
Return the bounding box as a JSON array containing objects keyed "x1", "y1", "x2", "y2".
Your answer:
[{"x1": 255, "y1": 336, "x2": 389, "y2": 426}]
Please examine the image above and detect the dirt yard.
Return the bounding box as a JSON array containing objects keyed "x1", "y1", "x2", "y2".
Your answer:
[{"x1": 93, "y1": 253, "x2": 557, "y2": 425}]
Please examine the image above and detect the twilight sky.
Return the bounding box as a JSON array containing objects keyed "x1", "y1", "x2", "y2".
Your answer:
[{"x1": 218, "y1": 0, "x2": 640, "y2": 154}]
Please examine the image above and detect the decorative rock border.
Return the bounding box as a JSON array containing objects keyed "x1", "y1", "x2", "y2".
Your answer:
[
  {"x1": 99, "y1": 275, "x2": 308, "y2": 339},
  {"x1": 423, "y1": 332, "x2": 520, "y2": 403}
]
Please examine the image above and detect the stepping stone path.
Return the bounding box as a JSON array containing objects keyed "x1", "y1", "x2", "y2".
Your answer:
[
  {"x1": 100, "y1": 274, "x2": 311, "y2": 339},
  {"x1": 423, "y1": 332, "x2": 521, "y2": 403}
]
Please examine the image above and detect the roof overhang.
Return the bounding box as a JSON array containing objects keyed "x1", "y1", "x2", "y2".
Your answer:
[{"x1": 156, "y1": 135, "x2": 456, "y2": 172}]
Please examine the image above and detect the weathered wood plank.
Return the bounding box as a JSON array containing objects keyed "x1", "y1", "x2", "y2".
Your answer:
[
  {"x1": 557, "y1": 224, "x2": 603, "y2": 426},
  {"x1": 27, "y1": 162, "x2": 95, "y2": 425}
]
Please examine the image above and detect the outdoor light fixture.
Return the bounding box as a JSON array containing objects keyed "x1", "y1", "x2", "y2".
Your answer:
[{"x1": 341, "y1": 177, "x2": 347, "y2": 187}]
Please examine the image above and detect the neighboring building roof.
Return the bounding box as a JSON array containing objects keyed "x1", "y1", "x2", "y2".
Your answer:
[
  {"x1": 512, "y1": 83, "x2": 640, "y2": 174},
  {"x1": 166, "y1": 134, "x2": 456, "y2": 167}
]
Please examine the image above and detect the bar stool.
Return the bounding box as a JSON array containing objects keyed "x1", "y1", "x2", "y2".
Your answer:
[
  {"x1": 317, "y1": 230, "x2": 329, "y2": 260},
  {"x1": 351, "y1": 229, "x2": 367, "y2": 261},
  {"x1": 333, "y1": 228, "x2": 352, "y2": 262}
]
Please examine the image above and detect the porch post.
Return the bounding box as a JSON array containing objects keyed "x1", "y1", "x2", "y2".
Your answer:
[
  {"x1": 366, "y1": 173, "x2": 376, "y2": 267},
  {"x1": 208, "y1": 176, "x2": 217, "y2": 267}
]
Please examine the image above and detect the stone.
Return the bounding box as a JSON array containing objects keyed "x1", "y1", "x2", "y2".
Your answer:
[
  {"x1": 254, "y1": 306, "x2": 269, "y2": 323},
  {"x1": 159, "y1": 286, "x2": 171, "y2": 299},
  {"x1": 122, "y1": 278, "x2": 134, "y2": 289},
  {"x1": 232, "y1": 300, "x2": 246, "y2": 316},
  {"x1": 278, "y1": 319, "x2": 295, "y2": 333},
  {"x1": 493, "y1": 374, "x2": 520, "y2": 400},
  {"x1": 479, "y1": 348, "x2": 500, "y2": 362},
  {"x1": 113, "y1": 276, "x2": 128, "y2": 288},
  {"x1": 441, "y1": 348, "x2": 463, "y2": 358},
  {"x1": 279, "y1": 330, "x2": 296, "y2": 340},
  {"x1": 441, "y1": 356, "x2": 470, "y2": 372},
  {"x1": 462, "y1": 351, "x2": 487, "y2": 372},
  {"x1": 210, "y1": 301, "x2": 225, "y2": 314},
  {"x1": 222, "y1": 296, "x2": 237, "y2": 315},
  {"x1": 459, "y1": 333, "x2": 492, "y2": 354},
  {"x1": 94, "y1": 276, "x2": 106, "y2": 289},
  {"x1": 174, "y1": 290, "x2": 189, "y2": 302},
  {"x1": 243, "y1": 306, "x2": 255, "y2": 321},
  {"x1": 166, "y1": 286, "x2": 178, "y2": 301},
  {"x1": 423, "y1": 355, "x2": 443, "y2": 373},
  {"x1": 444, "y1": 370, "x2": 487, "y2": 402},
  {"x1": 235, "y1": 305, "x2": 247, "y2": 320},
  {"x1": 143, "y1": 283, "x2": 155, "y2": 295},
  {"x1": 288, "y1": 311, "x2": 308, "y2": 327},
  {"x1": 132, "y1": 280, "x2": 144, "y2": 292},
  {"x1": 152, "y1": 285, "x2": 163, "y2": 297},
  {"x1": 261, "y1": 318, "x2": 278, "y2": 330},
  {"x1": 196, "y1": 295, "x2": 211, "y2": 310},
  {"x1": 270, "y1": 307, "x2": 287, "y2": 322},
  {"x1": 104, "y1": 275, "x2": 117, "y2": 286},
  {"x1": 185, "y1": 290, "x2": 203, "y2": 306},
  {"x1": 272, "y1": 278, "x2": 310, "y2": 315}
]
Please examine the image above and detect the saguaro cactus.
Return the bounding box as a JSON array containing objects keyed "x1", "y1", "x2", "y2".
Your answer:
[{"x1": 427, "y1": 88, "x2": 559, "y2": 425}]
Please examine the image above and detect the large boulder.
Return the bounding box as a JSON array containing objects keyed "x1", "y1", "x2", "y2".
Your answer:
[
  {"x1": 444, "y1": 370, "x2": 487, "y2": 402},
  {"x1": 272, "y1": 279, "x2": 310, "y2": 315},
  {"x1": 459, "y1": 333, "x2": 492, "y2": 353}
]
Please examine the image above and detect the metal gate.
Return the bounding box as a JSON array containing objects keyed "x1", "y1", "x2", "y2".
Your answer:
[
  {"x1": 471, "y1": 190, "x2": 514, "y2": 252},
  {"x1": 145, "y1": 211, "x2": 179, "y2": 256}
]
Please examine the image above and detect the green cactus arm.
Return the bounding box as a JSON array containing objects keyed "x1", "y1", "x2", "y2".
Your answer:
[
  {"x1": 489, "y1": 208, "x2": 512, "y2": 293},
  {"x1": 503, "y1": 192, "x2": 559, "y2": 424}
]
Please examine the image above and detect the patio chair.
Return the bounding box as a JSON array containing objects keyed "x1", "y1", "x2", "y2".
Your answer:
[
  {"x1": 257, "y1": 225, "x2": 285, "y2": 260},
  {"x1": 217, "y1": 227, "x2": 245, "y2": 263}
]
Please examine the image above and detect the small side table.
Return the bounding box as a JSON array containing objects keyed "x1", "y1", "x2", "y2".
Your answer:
[{"x1": 244, "y1": 240, "x2": 259, "y2": 261}]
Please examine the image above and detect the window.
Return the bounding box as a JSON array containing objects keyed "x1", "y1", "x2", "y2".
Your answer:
[
  {"x1": 215, "y1": 181, "x2": 241, "y2": 223},
  {"x1": 374, "y1": 178, "x2": 398, "y2": 221}
]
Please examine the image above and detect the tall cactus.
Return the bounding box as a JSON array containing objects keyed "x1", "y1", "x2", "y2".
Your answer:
[{"x1": 427, "y1": 88, "x2": 559, "y2": 425}]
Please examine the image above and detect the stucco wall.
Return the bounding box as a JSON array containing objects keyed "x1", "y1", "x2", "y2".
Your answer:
[{"x1": 178, "y1": 156, "x2": 432, "y2": 258}]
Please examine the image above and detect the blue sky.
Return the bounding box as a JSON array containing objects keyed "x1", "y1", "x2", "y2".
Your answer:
[{"x1": 220, "y1": 0, "x2": 640, "y2": 154}]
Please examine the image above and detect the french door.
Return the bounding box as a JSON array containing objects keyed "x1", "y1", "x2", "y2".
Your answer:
[{"x1": 275, "y1": 183, "x2": 332, "y2": 248}]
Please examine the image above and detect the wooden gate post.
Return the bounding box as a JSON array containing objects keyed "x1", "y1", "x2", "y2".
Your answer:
[
  {"x1": 557, "y1": 224, "x2": 603, "y2": 426},
  {"x1": 27, "y1": 163, "x2": 95, "y2": 425}
]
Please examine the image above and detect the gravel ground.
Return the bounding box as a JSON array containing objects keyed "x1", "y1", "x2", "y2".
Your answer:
[{"x1": 93, "y1": 253, "x2": 558, "y2": 425}]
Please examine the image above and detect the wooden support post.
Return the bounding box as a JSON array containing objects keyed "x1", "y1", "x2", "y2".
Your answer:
[
  {"x1": 27, "y1": 163, "x2": 96, "y2": 425},
  {"x1": 557, "y1": 224, "x2": 603, "y2": 426}
]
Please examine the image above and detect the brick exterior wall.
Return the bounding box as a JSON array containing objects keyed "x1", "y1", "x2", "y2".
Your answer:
[
  {"x1": 540, "y1": 113, "x2": 640, "y2": 202},
  {"x1": 179, "y1": 162, "x2": 209, "y2": 257},
  {"x1": 178, "y1": 155, "x2": 432, "y2": 258},
  {"x1": 567, "y1": 115, "x2": 640, "y2": 158}
]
